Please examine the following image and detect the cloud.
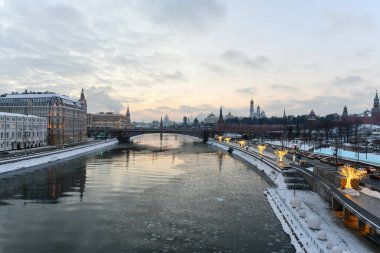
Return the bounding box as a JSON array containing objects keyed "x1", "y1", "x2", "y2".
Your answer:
[
  {"x1": 325, "y1": 13, "x2": 376, "y2": 34},
  {"x1": 202, "y1": 62, "x2": 230, "y2": 74},
  {"x1": 333, "y1": 75, "x2": 367, "y2": 86},
  {"x1": 85, "y1": 86, "x2": 124, "y2": 113},
  {"x1": 145, "y1": 104, "x2": 217, "y2": 114},
  {"x1": 162, "y1": 70, "x2": 187, "y2": 82},
  {"x1": 270, "y1": 84, "x2": 297, "y2": 90},
  {"x1": 137, "y1": 0, "x2": 226, "y2": 31},
  {"x1": 236, "y1": 87, "x2": 256, "y2": 94},
  {"x1": 221, "y1": 50, "x2": 270, "y2": 69}
]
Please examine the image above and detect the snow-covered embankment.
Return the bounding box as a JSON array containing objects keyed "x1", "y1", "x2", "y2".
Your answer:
[
  {"x1": 209, "y1": 141, "x2": 286, "y2": 188},
  {"x1": 208, "y1": 140, "x2": 375, "y2": 253},
  {"x1": 0, "y1": 139, "x2": 119, "y2": 174}
]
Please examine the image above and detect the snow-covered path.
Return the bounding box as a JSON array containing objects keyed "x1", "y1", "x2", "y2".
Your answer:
[
  {"x1": 209, "y1": 140, "x2": 377, "y2": 253},
  {"x1": 0, "y1": 139, "x2": 118, "y2": 174}
]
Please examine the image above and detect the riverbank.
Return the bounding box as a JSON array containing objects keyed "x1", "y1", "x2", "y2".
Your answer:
[
  {"x1": 0, "y1": 139, "x2": 119, "y2": 174},
  {"x1": 208, "y1": 140, "x2": 376, "y2": 253}
]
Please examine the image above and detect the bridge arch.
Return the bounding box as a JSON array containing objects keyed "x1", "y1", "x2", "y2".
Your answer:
[{"x1": 87, "y1": 128, "x2": 211, "y2": 143}]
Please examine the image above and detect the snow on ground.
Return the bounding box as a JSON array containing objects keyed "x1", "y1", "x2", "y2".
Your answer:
[
  {"x1": 361, "y1": 187, "x2": 380, "y2": 200},
  {"x1": 266, "y1": 190, "x2": 305, "y2": 253},
  {"x1": 209, "y1": 140, "x2": 376, "y2": 253},
  {"x1": 209, "y1": 141, "x2": 287, "y2": 189},
  {"x1": 0, "y1": 139, "x2": 118, "y2": 174},
  {"x1": 267, "y1": 189, "x2": 376, "y2": 253},
  {"x1": 207, "y1": 141, "x2": 229, "y2": 151},
  {"x1": 267, "y1": 140, "x2": 314, "y2": 151},
  {"x1": 231, "y1": 147, "x2": 287, "y2": 189},
  {"x1": 305, "y1": 167, "x2": 314, "y2": 172},
  {"x1": 314, "y1": 147, "x2": 380, "y2": 166}
]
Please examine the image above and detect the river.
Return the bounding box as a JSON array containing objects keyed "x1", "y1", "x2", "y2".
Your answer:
[{"x1": 0, "y1": 134, "x2": 294, "y2": 253}]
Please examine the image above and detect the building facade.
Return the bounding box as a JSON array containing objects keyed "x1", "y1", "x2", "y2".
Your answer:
[
  {"x1": 87, "y1": 112, "x2": 128, "y2": 129},
  {"x1": 0, "y1": 89, "x2": 87, "y2": 145},
  {"x1": 163, "y1": 114, "x2": 171, "y2": 127},
  {"x1": 0, "y1": 112, "x2": 47, "y2": 151},
  {"x1": 204, "y1": 113, "x2": 217, "y2": 124}
]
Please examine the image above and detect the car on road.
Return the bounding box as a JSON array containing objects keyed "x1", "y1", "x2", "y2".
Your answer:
[
  {"x1": 299, "y1": 160, "x2": 310, "y2": 167},
  {"x1": 320, "y1": 157, "x2": 331, "y2": 163},
  {"x1": 364, "y1": 167, "x2": 376, "y2": 174},
  {"x1": 369, "y1": 173, "x2": 380, "y2": 180}
]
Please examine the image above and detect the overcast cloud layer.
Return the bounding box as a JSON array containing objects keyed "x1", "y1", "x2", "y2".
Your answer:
[{"x1": 0, "y1": 0, "x2": 379, "y2": 121}]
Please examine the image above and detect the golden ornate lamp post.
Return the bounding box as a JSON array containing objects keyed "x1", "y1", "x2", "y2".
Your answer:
[
  {"x1": 275, "y1": 149, "x2": 288, "y2": 163},
  {"x1": 257, "y1": 145, "x2": 266, "y2": 155},
  {"x1": 224, "y1": 137, "x2": 231, "y2": 144},
  {"x1": 238, "y1": 140, "x2": 246, "y2": 148},
  {"x1": 339, "y1": 165, "x2": 367, "y2": 189}
]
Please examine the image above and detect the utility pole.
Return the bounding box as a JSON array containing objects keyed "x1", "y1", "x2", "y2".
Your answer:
[{"x1": 334, "y1": 137, "x2": 338, "y2": 171}]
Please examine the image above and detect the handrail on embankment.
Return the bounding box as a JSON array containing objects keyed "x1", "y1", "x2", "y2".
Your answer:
[
  {"x1": 210, "y1": 140, "x2": 380, "y2": 231},
  {"x1": 0, "y1": 139, "x2": 118, "y2": 166}
]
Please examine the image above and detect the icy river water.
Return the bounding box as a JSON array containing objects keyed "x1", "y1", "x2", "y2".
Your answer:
[{"x1": 0, "y1": 134, "x2": 294, "y2": 253}]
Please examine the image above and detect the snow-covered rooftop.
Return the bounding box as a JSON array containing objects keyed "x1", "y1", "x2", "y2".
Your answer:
[
  {"x1": 0, "y1": 112, "x2": 45, "y2": 118},
  {"x1": 1, "y1": 93, "x2": 80, "y2": 104}
]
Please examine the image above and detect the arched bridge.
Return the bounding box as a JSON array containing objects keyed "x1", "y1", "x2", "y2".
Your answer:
[
  {"x1": 87, "y1": 124, "x2": 285, "y2": 143},
  {"x1": 88, "y1": 128, "x2": 213, "y2": 143}
]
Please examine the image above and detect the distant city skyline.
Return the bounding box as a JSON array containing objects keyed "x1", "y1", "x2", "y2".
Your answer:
[{"x1": 1, "y1": 0, "x2": 380, "y2": 121}]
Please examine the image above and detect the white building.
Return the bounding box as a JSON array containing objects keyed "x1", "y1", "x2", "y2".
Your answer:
[
  {"x1": 249, "y1": 99, "x2": 266, "y2": 119},
  {"x1": 163, "y1": 114, "x2": 171, "y2": 127},
  {"x1": 0, "y1": 112, "x2": 48, "y2": 151},
  {"x1": 204, "y1": 113, "x2": 217, "y2": 124}
]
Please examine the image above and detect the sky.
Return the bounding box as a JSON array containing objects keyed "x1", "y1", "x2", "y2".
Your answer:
[{"x1": 0, "y1": 0, "x2": 379, "y2": 122}]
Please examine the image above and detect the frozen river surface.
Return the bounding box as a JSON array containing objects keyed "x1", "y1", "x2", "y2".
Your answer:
[{"x1": 0, "y1": 134, "x2": 294, "y2": 253}]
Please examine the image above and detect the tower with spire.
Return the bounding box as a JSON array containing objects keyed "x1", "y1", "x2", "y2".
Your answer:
[
  {"x1": 79, "y1": 88, "x2": 87, "y2": 111},
  {"x1": 126, "y1": 106, "x2": 131, "y2": 128},
  {"x1": 282, "y1": 109, "x2": 287, "y2": 124},
  {"x1": 218, "y1": 106, "x2": 224, "y2": 125},
  {"x1": 372, "y1": 90, "x2": 380, "y2": 121},
  {"x1": 342, "y1": 105, "x2": 348, "y2": 118},
  {"x1": 372, "y1": 90, "x2": 380, "y2": 113},
  {"x1": 160, "y1": 116, "x2": 163, "y2": 129}
]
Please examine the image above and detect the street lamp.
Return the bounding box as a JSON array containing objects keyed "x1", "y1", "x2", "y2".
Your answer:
[
  {"x1": 258, "y1": 144, "x2": 266, "y2": 155},
  {"x1": 275, "y1": 149, "x2": 288, "y2": 163},
  {"x1": 23, "y1": 128, "x2": 26, "y2": 156},
  {"x1": 238, "y1": 140, "x2": 246, "y2": 148}
]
